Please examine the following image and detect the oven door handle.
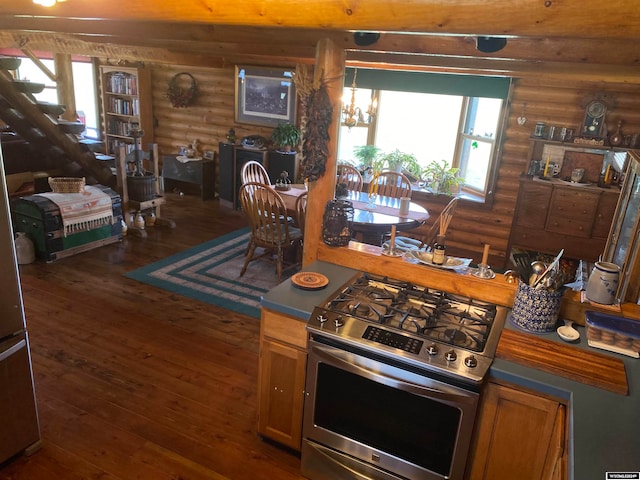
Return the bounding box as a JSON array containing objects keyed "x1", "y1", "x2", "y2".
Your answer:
[{"x1": 311, "y1": 342, "x2": 477, "y2": 405}]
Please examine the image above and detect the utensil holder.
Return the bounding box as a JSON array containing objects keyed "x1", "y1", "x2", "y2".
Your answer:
[{"x1": 510, "y1": 280, "x2": 564, "y2": 333}]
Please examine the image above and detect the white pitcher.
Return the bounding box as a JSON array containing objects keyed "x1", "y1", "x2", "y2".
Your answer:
[{"x1": 586, "y1": 261, "x2": 620, "y2": 305}]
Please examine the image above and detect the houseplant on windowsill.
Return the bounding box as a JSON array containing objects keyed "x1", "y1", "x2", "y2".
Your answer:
[
  {"x1": 271, "y1": 123, "x2": 301, "y2": 153},
  {"x1": 353, "y1": 145, "x2": 380, "y2": 179},
  {"x1": 422, "y1": 160, "x2": 465, "y2": 195},
  {"x1": 375, "y1": 149, "x2": 422, "y2": 180}
]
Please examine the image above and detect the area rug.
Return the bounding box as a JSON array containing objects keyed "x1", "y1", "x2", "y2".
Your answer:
[{"x1": 124, "y1": 228, "x2": 297, "y2": 318}]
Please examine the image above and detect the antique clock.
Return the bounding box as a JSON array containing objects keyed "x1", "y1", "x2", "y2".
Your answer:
[{"x1": 581, "y1": 100, "x2": 607, "y2": 138}]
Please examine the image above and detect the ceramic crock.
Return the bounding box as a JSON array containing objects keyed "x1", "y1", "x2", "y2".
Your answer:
[{"x1": 586, "y1": 261, "x2": 620, "y2": 305}]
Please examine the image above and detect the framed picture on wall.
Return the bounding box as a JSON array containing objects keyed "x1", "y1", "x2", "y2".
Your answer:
[{"x1": 235, "y1": 65, "x2": 297, "y2": 127}]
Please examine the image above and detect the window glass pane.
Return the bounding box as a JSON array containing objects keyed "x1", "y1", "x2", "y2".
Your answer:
[
  {"x1": 375, "y1": 91, "x2": 463, "y2": 167},
  {"x1": 15, "y1": 57, "x2": 98, "y2": 138},
  {"x1": 16, "y1": 58, "x2": 57, "y2": 104},
  {"x1": 459, "y1": 138, "x2": 492, "y2": 191},
  {"x1": 72, "y1": 61, "x2": 98, "y2": 137},
  {"x1": 338, "y1": 125, "x2": 369, "y2": 164},
  {"x1": 466, "y1": 97, "x2": 502, "y2": 138}
]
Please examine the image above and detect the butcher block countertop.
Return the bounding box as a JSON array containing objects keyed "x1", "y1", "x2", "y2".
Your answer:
[{"x1": 261, "y1": 260, "x2": 640, "y2": 480}]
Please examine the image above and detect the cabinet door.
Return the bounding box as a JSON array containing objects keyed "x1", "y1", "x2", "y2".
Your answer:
[
  {"x1": 514, "y1": 182, "x2": 552, "y2": 228},
  {"x1": 257, "y1": 338, "x2": 307, "y2": 450},
  {"x1": 218, "y1": 143, "x2": 235, "y2": 207},
  {"x1": 546, "y1": 187, "x2": 599, "y2": 238},
  {"x1": 592, "y1": 191, "x2": 620, "y2": 239},
  {"x1": 467, "y1": 382, "x2": 566, "y2": 480}
]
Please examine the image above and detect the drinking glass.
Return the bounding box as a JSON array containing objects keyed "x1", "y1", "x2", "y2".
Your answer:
[{"x1": 367, "y1": 192, "x2": 378, "y2": 210}]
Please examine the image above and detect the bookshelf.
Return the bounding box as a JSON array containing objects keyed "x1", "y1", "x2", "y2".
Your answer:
[{"x1": 99, "y1": 65, "x2": 153, "y2": 156}]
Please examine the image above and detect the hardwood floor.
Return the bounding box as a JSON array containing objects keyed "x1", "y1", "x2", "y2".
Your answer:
[{"x1": 1, "y1": 193, "x2": 306, "y2": 480}]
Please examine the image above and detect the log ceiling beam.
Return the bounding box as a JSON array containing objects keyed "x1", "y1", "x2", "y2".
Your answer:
[
  {"x1": 1, "y1": 2, "x2": 639, "y2": 80},
  {"x1": 2, "y1": 0, "x2": 640, "y2": 40}
]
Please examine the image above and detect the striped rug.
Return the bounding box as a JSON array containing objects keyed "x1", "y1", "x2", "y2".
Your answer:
[{"x1": 124, "y1": 228, "x2": 296, "y2": 318}]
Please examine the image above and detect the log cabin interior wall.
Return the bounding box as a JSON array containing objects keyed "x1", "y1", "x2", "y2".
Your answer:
[
  {"x1": 147, "y1": 63, "x2": 273, "y2": 160},
  {"x1": 2, "y1": 8, "x2": 640, "y2": 269}
]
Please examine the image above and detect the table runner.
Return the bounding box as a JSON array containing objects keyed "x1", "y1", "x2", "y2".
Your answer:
[
  {"x1": 349, "y1": 198, "x2": 427, "y2": 222},
  {"x1": 38, "y1": 186, "x2": 114, "y2": 236}
]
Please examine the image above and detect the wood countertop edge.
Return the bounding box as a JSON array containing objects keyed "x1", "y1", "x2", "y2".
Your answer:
[{"x1": 496, "y1": 329, "x2": 629, "y2": 396}]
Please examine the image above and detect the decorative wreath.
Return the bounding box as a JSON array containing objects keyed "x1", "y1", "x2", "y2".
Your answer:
[{"x1": 167, "y1": 72, "x2": 197, "y2": 108}]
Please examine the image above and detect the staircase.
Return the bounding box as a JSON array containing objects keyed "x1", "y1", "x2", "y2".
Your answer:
[{"x1": 0, "y1": 55, "x2": 115, "y2": 190}]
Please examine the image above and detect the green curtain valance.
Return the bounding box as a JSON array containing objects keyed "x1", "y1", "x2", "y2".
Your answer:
[{"x1": 344, "y1": 68, "x2": 511, "y2": 99}]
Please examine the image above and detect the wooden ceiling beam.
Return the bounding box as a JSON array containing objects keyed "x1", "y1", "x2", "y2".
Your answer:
[
  {"x1": 3, "y1": 0, "x2": 640, "y2": 40},
  {"x1": 1, "y1": 16, "x2": 639, "y2": 69}
]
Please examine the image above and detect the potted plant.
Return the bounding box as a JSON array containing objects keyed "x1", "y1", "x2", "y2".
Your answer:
[
  {"x1": 374, "y1": 149, "x2": 421, "y2": 178},
  {"x1": 271, "y1": 123, "x2": 301, "y2": 153},
  {"x1": 353, "y1": 145, "x2": 380, "y2": 175},
  {"x1": 421, "y1": 159, "x2": 465, "y2": 195}
]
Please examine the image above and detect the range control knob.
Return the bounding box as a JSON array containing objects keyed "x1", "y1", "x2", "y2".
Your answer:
[
  {"x1": 317, "y1": 314, "x2": 328, "y2": 324},
  {"x1": 426, "y1": 344, "x2": 439, "y2": 355},
  {"x1": 334, "y1": 316, "x2": 344, "y2": 328},
  {"x1": 445, "y1": 350, "x2": 457, "y2": 362},
  {"x1": 464, "y1": 355, "x2": 478, "y2": 368}
]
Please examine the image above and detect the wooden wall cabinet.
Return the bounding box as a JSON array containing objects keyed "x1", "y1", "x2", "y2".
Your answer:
[
  {"x1": 99, "y1": 65, "x2": 153, "y2": 156},
  {"x1": 508, "y1": 176, "x2": 619, "y2": 262},
  {"x1": 466, "y1": 381, "x2": 567, "y2": 480},
  {"x1": 257, "y1": 308, "x2": 308, "y2": 451}
]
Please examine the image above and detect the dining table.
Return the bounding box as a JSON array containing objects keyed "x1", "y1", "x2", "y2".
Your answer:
[{"x1": 277, "y1": 185, "x2": 429, "y2": 245}]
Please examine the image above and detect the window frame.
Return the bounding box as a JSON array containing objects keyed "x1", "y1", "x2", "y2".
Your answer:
[{"x1": 339, "y1": 86, "x2": 508, "y2": 207}]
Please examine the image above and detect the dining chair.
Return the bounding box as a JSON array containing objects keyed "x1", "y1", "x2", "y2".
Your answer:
[
  {"x1": 239, "y1": 182, "x2": 302, "y2": 283},
  {"x1": 294, "y1": 191, "x2": 309, "y2": 235},
  {"x1": 337, "y1": 164, "x2": 363, "y2": 193},
  {"x1": 241, "y1": 160, "x2": 270, "y2": 185},
  {"x1": 392, "y1": 196, "x2": 459, "y2": 252},
  {"x1": 368, "y1": 171, "x2": 412, "y2": 198}
]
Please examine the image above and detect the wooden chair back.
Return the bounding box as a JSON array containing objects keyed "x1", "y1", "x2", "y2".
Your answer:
[
  {"x1": 241, "y1": 160, "x2": 270, "y2": 185},
  {"x1": 238, "y1": 182, "x2": 302, "y2": 282},
  {"x1": 368, "y1": 171, "x2": 412, "y2": 198},
  {"x1": 295, "y1": 191, "x2": 309, "y2": 235},
  {"x1": 337, "y1": 164, "x2": 363, "y2": 192}
]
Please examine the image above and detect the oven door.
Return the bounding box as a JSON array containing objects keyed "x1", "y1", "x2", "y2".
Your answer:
[{"x1": 302, "y1": 337, "x2": 479, "y2": 480}]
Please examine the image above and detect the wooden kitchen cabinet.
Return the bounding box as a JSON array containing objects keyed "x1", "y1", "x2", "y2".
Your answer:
[
  {"x1": 466, "y1": 380, "x2": 567, "y2": 480},
  {"x1": 99, "y1": 65, "x2": 153, "y2": 155},
  {"x1": 508, "y1": 176, "x2": 620, "y2": 262},
  {"x1": 257, "y1": 308, "x2": 308, "y2": 450}
]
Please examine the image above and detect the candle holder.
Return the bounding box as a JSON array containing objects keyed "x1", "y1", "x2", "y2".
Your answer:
[{"x1": 472, "y1": 263, "x2": 496, "y2": 279}]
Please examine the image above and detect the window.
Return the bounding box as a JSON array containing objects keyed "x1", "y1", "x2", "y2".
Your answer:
[
  {"x1": 15, "y1": 55, "x2": 99, "y2": 138},
  {"x1": 337, "y1": 68, "x2": 510, "y2": 203}
]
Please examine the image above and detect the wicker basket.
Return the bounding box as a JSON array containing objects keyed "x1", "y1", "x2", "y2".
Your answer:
[{"x1": 48, "y1": 177, "x2": 86, "y2": 193}]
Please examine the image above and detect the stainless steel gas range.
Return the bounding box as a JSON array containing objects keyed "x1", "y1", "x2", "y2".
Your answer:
[{"x1": 301, "y1": 272, "x2": 508, "y2": 480}]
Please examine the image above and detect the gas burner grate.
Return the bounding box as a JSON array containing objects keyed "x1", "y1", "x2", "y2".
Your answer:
[{"x1": 324, "y1": 273, "x2": 497, "y2": 352}]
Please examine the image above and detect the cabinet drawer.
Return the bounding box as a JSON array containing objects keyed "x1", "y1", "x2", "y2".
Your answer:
[{"x1": 546, "y1": 188, "x2": 599, "y2": 237}]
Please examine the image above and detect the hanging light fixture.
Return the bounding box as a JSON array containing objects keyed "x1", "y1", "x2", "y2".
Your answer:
[
  {"x1": 33, "y1": 0, "x2": 65, "y2": 6},
  {"x1": 342, "y1": 68, "x2": 377, "y2": 129}
]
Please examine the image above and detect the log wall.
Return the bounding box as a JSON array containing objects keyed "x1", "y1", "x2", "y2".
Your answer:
[{"x1": 136, "y1": 60, "x2": 640, "y2": 269}]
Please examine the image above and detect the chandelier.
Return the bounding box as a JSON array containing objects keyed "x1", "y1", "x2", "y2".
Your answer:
[{"x1": 342, "y1": 68, "x2": 377, "y2": 129}]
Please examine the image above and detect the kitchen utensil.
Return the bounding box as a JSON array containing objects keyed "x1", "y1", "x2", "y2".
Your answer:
[
  {"x1": 533, "y1": 249, "x2": 564, "y2": 289},
  {"x1": 557, "y1": 319, "x2": 580, "y2": 342},
  {"x1": 529, "y1": 260, "x2": 546, "y2": 286},
  {"x1": 511, "y1": 252, "x2": 533, "y2": 282}
]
